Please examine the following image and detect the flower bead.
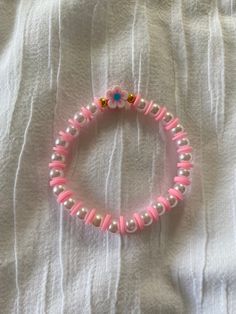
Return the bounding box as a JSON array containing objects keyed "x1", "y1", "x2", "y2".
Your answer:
[{"x1": 106, "y1": 86, "x2": 128, "y2": 109}]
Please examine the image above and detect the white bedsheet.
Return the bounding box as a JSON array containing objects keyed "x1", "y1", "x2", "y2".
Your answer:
[{"x1": 0, "y1": 1, "x2": 236, "y2": 313}]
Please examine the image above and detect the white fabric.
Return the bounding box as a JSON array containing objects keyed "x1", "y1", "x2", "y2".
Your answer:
[{"x1": 0, "y1": 1, "x2": 236, "y2": 313}]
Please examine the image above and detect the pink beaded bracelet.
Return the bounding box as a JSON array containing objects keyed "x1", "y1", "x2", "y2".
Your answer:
[{"x1": 49, "y1": 86, "x2": 193, "y2": 235}]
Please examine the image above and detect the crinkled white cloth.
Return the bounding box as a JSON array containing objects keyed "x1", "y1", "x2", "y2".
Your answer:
[{"x1": 1, "y1": 1, "x2": 236, "y2": 313}]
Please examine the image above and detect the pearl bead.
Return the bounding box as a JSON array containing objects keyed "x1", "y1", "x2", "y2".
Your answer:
[
  {"x1": 152, "y1": 202, "x2": 165, "y2": 215},
  {"x1": 49, "y1": 169, "x2": 64, "y2": 178},
  {"x1": 149, "y1": 103, "x2": 160, "y2": 116},
  {"x1": 177, "y1": 138, "x2": 190, "y2": 146},
  {"x1": 86, "y1": 102, "x2": 97, "y2": 114},
  {"x1": 53, "y1": 185, "x2": 65, "y2": 195},
  {"x1": 140, "y1": 212, "x2": 153, "y2": 226},
  {"x1": 178, "y1": 168, "x2": 191, "y2": 177},
  {"x1": 55, "y1": 138, "x2": 69, "y2": 148},
  {"x1": 179, "y1": 153, "x2": 192, "y2": 161},
  {"x1": 137, "y1": 98, "x2": 146, "y2": 111},
  {"x1": 126, "y1": 219, "x2": 138, "y2": 233},
  {"x1": 172, "y1": 124, "x2": 184, "y2": 134},
  {"x1": 174, "y1": 183, "x2": 186, "y2": 194},
  {"x1": 66, "y1": 125, "x2": 78, "y2": 137},
  {"x1": 76, "y1": 207, "x2": 89, "y2": 220},
  {"x1": 108, "y1": 220, "x2": 118, "y2": 233},
  {"x1": 163, "y1": 112, "x2": 173, "y2": 123},
  {"x1": 74, "y1": 112, "x2": 86, "y2": 124},
  {"x1": 167, "y1": 195, "x2": 178, "y2": 208},
  {"x1": 64, "y1": 198, "x2": 75, "y2": 209},
  {"x1": 51, "y1": 153, "x2": 65, "y2": 163},
  {"x1": 92, "y1": 214, "x2": 102, "y2": 227}
]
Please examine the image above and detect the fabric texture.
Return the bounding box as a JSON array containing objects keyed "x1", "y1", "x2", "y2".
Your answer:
[{"x1": 0, "y1": 0, "x2": 236, "y2": 313}]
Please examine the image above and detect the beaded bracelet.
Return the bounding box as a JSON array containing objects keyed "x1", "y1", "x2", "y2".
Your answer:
[{"x1": 49, "y1": 86, "x2": 193, "y2": 235}]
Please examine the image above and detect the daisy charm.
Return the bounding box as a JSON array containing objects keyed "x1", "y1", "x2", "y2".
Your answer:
[{"x1": 106, "y1": 86, "x2": 128, "y2": 109}]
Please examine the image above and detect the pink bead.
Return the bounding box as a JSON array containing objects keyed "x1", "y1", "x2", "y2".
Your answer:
[
  {"x1": 132, "y1": 94, "x2": 141, "y2": 108},
  {"x1": 68, "y1": 118, "x2": 81, "y2": 130},
  {"x1": 144, "y1": 100, "x2": 154, "y2": 115},
  {"x1": 177, "y1": 146, "x2": 193, "y2": 154},
  {"x1": 119, "y1": 216, "x2": 126, "y2": 234},
  {"x1": 59, "y1": 131, "x2": 74, "y2": 142},
  {"x1": 172, "y1": 131, "x2": 188, "y2": 141},
  {"x1": 57, "y1": 190, "x2": 73, "y2": 203},
  {"x1": 53, "y1": 146, "x2": 68, "y2": 156},
  {"x1": 174, "y1": 176, "x2": 191, "y2": 186},
  {"x1": 85, "y1": 208, "x2": 96, "y2": 224},
  {"x1": 49, "y1": 177, "x2": 67, "y2": 187},
  {"x1": 168, "y1": 188, "x2": 184, "y2": 200},
  {"x1": 155, "y1": 107, "x2": 167, "y2": 121},
  {"x1": 165, "y1": 117, "x2": 179, "y2": 131},
  {"x1": 157, "y1": 196, "x2": 171, "y2": 212},
  {"x1": 147, "y1": 206, "x2": 159, "y2": 222},
  {"x1": 70, "y1": 201, "x2": 83, "y2": 216},
  {"x1": 133, "y1": 213, "x2": 144, "y2": 230},
  {"x1": 177, "y1": 162, "x2": 193, "y2": 169},
  {"x1": 81, "y1": 107, "x2": 93, "y2": 121},
  {"x1": 100, "y1": 214, "x2": 112, "y2": 231},
  {"x1": 48, "y1": 161, "x2": 66, "y2": 169}
]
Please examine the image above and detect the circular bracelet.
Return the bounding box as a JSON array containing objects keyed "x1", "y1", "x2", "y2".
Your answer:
[{"x1": 49, "y1": 86, "x2": 193, "y2": 235}]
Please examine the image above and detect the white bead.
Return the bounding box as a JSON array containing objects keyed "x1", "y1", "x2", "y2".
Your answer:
[
  {"x1": 137, "y1": 98, "x2": 146, "y2": 111},
  {"x1": 179, "y1": 153, "x2": 192, "y2": 161},
  {"x1": 126, "y1": 219, "x2": 138, "y2": 233},
  {"x1": 166, "y1": 195, "x2": 178, "y2": 208},
  {"x1": 86, "y1": 103, "x2": 97, "y2": 114},
  {"x1": 177, "y1": 138, "x2": 190, "y2": 146},
  {"x1": 174, "y1": 184, "x2": 186, "y2": 194},
  {"x1": 51, "y1": 153, "x2": 65, "y2": 162},
  {"x1": 140, "y1": 212, "x2": 153, "y2": 226},
  {"x1": 152, "y1": 202, "x2": 165, "y2": 216},
  {"x1": 149, "y1": 103, "x2": 160, "y2": 116},
  {"x1": 163, "y1": 112, "x2": 173, "y2": 123},
  {"x1": 108, "y1": 220, "x2": 118, "y2": 233},
  {"x1": 76, "y1": 207, "x2": 88, "y2": 219},
  {"x1": 66, "y1": 125, "x2": 78, "y2": 137},
  {"x1": 178, "y1": 168, "x2": 191, "y2": 177},
  {"x1": 64, "y1": 198, "x2": 75, "y2": 209},
  {"x1": 74, "y1": 112, "x2": 86, "y2": 124},
  {"x1": 55, "y1": 138, "x2": 69, "y2": 148},
  {"x1": 53, "y1": 185, "x2": 65, "y2": 195},
  {"x1": 172, "y1": 124, "x2": 184, "y2": 134},
  {"x1": 49, "y1": 169, "x2": 64, "y2": 178},
  {"x1": 92, "y1": 214, "x2": 102, "y2": 227}
]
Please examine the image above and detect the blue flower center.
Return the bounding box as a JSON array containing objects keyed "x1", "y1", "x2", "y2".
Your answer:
[{"x1": 113, "y1": 93, "x2": 121, "y2": 101}]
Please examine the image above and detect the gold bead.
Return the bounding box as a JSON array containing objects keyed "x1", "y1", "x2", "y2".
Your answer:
[
  {"x1": 99, "y1": 97, "x2": 108, "y2": 108},
  {"x1": 127, "y1": 93, "x2": 136, "y2": 103},
  {"x1": 92, "y1": 214, "x2": 102, "y2": 227}
]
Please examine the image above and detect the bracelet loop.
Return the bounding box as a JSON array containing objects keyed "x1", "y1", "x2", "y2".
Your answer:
[{"x1": 49, "y1": 86, "x2": 193, "y2": 235}]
